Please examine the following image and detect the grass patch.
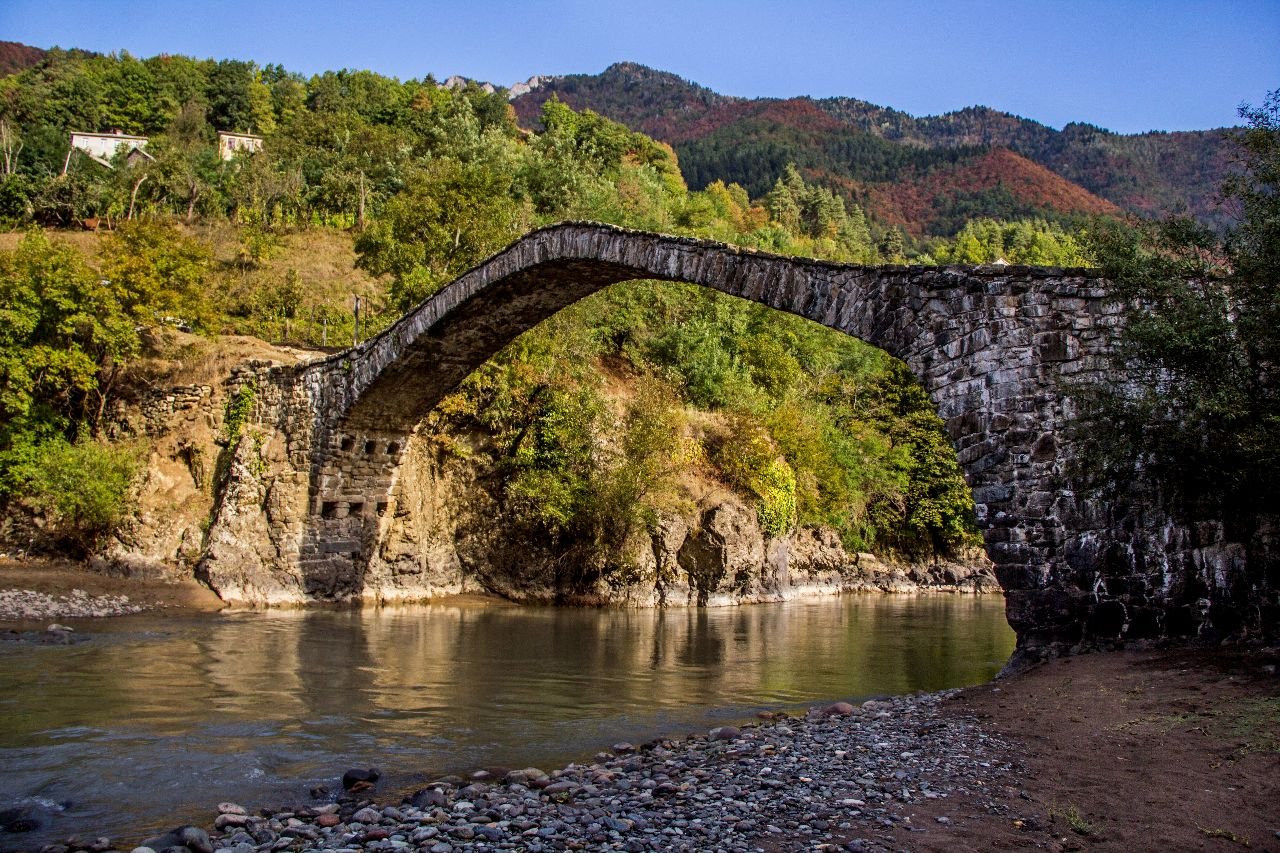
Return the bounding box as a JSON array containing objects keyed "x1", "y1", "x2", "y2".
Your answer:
[
  {"x1": 1109, "y1": 696, "x2": 1280, "y2": 757},
  {"x1": 1224, "y1": 696, "x2": 1280, "y2": 756},
  {"x1": 1049, "y1": 803, "x2": 1095, "y2": 836}
]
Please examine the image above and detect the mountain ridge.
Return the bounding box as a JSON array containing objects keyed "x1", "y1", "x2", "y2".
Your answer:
[{"x1": 510, "y1": 61, "x2": 1235, "y2": 232}]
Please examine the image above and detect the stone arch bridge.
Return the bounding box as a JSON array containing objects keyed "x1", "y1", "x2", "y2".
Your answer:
[{"x1": 202, "y1": 222, "x2": 1202, "y2": 658}]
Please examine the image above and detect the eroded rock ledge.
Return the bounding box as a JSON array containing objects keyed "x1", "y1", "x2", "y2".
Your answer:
[{"x1": 202, "y1": 429, "x2": 997, "y2": 608}]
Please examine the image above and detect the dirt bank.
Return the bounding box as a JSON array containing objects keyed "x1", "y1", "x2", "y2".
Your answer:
[{"x1": 873, "y1": 646, "x2": 1280, "y2": 852}]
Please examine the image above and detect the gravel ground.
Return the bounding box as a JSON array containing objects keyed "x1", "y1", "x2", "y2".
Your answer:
[
  {"x1": 0, "y1": 588, "x2": 144, "y2": 621},
  {"x1": 0, "y1": 559, "x2": 226, "y2": 620}
]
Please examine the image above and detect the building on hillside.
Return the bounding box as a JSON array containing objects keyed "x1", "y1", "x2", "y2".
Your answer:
[
  {"x1": 66, "y1": 130, "x2": 149, "y2": 171},
  {"x1": 218, "y1": 131, "x2": 264, "y2": 160},
  {"x1": 126, "y1": 147, "x2": 155, "y2": 166}
]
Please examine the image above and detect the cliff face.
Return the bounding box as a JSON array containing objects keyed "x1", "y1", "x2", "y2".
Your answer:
[
  {"x1": 91, "y1": 341, "x2": 997, "y2": 606},
  {"x1": 350, "y1": 433, "x2": 1000, "y2": 607},
  {"x1": 89, "y1": 335, "x2": 311, "y2": 584}
]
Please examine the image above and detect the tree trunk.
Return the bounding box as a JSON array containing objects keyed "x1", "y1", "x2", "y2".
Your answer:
[
  {"x1": 357, "y1": 170, "x2": 366, "y2": 231},
  {"x1": 128, "y1": 174, "x2": 148, "y2": 220},
  {"x1": 186, "y1": 178, "x2": 200, "y2": 224}
]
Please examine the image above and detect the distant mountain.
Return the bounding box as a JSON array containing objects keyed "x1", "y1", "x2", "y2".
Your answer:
[
  {"x1": 856, "y1": 148, "x2": 1121, "y2": 236},
  {"x1": 0, "y1": 41, "x2": 45, "y2": 76},
  {"x1": 511, "y1": 62, "x2": 1236, "y2": 234}
]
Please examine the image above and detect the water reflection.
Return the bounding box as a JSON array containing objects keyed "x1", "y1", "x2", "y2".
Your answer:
[{"x1": 0, "y1": 594, "x2": 1012, "y2": 849}]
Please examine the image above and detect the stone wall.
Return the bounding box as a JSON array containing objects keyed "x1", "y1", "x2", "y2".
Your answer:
[{"x1": 198, "y1": 222, "x2": 1277, "y2": 660}]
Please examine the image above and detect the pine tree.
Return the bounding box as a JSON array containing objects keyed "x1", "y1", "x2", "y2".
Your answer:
[{"x1": 878, "y1": 226, "x2": 906, "y2": 262}]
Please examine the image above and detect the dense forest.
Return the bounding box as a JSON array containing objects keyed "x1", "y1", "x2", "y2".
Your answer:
[{"x1": 0, "y1": 48, "x2": 1100, "y2": 570}]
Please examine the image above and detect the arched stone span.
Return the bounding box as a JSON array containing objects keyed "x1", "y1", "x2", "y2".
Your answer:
[{"x1": 204, "y1": 222, "x2": 1130, "y2": 657}]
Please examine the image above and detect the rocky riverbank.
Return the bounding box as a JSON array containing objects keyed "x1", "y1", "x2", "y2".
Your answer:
[
  {"x1": 0, "y1": 589, "x2": 144, "y2": 621},
  {"x1": 0, "y1": 559, "x2": 224, "y2": 624},
  {"x1": 10, "y1": 646, "x2": 1275, "y2": 853},
  {"x1": 31, "y1": 690, "x2": 1015, "y2": 853},
  {"x1": 0, "y1": 552, "x2": 998, "y2": 627}
]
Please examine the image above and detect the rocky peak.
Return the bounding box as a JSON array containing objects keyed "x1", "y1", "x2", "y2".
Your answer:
[
  {"x1": 507, "y1": 74, "x2": 558, "y2": 99},
  {"x1": 441, "y1": 75, "x2": 497, "y2": 94}
]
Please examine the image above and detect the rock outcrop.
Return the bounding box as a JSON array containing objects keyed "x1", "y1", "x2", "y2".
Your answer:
[{"x1": 192, "y1": 403, "x2": 997, "y2": 609}]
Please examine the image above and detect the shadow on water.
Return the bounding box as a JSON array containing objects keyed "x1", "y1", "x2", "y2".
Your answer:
[{"x1": 0, "y1": 594, "x2": 1013, "y2": 849}]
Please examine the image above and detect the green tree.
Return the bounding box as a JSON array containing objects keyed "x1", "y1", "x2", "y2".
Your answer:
[
  {"x1": 146, "y1": 54, "x2": 211, "y2": 125},
  {"x1": 98, "y1": 52, "x2": 160, "y2": 132},
  {"x1": 864, "y1": 363, "x2": 978, "y2": 556},
  {"x1": 764, "y1": 166, "x2": 803, "y2": 233},
  {"x1": 878, "y1": 226, "x2": 906, "y2": 262},
  {"x1": 937, "y1": 218, "x2": 1089, "y2": 266},
  {"x1": 145, "y1": 100, "x2": 225, "y2": 222},
  {"x1": 97, "y1": 221, "x2": 214, "y2": 331},
  {"x1": 206, "y1": 59, "x2": 259, "y2": 131},
  {"x1": 1079, "y1": 91, "x2": 1280, "y2": 521},
  {"x1": 355, "y1": 155, "x2": 528, "y2": 308},
  {"x1": 0, "y1": 231, "x2": 137, "y2": 445}
]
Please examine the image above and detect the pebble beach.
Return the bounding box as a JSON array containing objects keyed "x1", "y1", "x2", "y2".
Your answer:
[{"x1": 22, "y1": 690, "x2": 1012, "y2": 853}]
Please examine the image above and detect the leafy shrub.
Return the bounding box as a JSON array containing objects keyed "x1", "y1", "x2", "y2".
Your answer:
[
  {"x1": 712, "y1": 414, "x2": 798, "y2": 537},
  {"x1": 7, "y1": 438, "x2": 141, "y2": 552}
]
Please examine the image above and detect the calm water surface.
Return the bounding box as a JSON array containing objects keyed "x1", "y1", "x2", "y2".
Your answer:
[{"x1": 0, "y1": 594, "x2": 1013, "y2": 848}]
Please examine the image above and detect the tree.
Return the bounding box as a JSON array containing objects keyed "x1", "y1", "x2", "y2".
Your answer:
[
  {"x1": 0, "y1": 119, "x2": 22, "y2": 176},
  {"x1": 145, "y1": 100, "x2": 225, "y2": 222},
  {"x1": 1079, "y1": 91, "x2": 1280, "y2": 521},
  {"x1": 0, "y1": 232, "x2": 137, "y2": 445},
  {"x1": 879, "y1": 226, "x2": 906, "y2": 262},
  {"x1": 764, "y1": 174, "x2": 801, "y2": 232},
  {"x1": 1225, "y1": 91, "x2": 1280, "y2": 382},
  {"x1": 97, "y1": 221, "x2": 213, "y2": 331},
  {"x1": 206, "y1": 59, "x2": 259, "y2": 131},
  {"x1": 146, "y1": 54, "x2": 211, "y2": 125},
  {"x1": 355, "y1": 155, "x2": 528, "y2": 309},
  {"x1": 98, "y1": 51, "x2": 160, "y2": 132},
  {"x1": 268, "y1": 72, "x2": 307, "y2": 127}
]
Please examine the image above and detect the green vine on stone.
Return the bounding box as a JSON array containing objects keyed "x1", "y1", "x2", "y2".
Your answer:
[
  {"x1": 222, "y1": 381, "x2": 257, "y2": 443},
  {"x1": 212, "y1": 380, "x2": 258, "y2": 498}
]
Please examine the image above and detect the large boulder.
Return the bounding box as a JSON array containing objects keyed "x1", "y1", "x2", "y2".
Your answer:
[
  {"x1": 786, "y1": 526, "x2": 851, "y2": 575},
  {"x1": 677, "y1": 498, "x2": 765, "y2": 604}
]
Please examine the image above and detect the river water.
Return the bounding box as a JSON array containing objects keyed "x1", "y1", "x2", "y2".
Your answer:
[{"x1": 0, "y1": 594, "x2": 1013, "y2": 849}]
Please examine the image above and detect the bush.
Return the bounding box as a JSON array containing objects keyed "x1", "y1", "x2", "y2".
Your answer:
[
  {"x1": 8, "y1": 438, "x2": 142, "y2": 552},
  {"x1": 713, "y1": 414, "x2": 798, "y2": 537}
]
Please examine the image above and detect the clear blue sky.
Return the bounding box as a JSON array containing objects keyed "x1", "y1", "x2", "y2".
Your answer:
[{"x1": 3, "y1": 0, "x2": 1276, "y2": 133}]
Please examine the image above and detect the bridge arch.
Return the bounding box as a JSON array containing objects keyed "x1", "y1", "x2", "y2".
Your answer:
[{"x1": 205, "y1": 222, "x2": 1127, "y2": 658}]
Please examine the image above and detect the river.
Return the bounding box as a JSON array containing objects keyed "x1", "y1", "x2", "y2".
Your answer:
[{"x1": 0, "y1": 594, "x2": 1013, "y2": 849}]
